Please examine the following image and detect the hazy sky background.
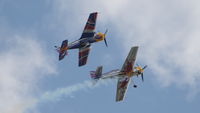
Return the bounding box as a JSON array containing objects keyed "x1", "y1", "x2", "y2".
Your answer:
[{"x1": 0, "y1": 0, "x2": 200, "y2": 113}]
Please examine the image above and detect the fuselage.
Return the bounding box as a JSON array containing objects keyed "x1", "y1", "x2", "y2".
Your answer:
[
  {"x1": 67, "y1": 38, "x2": 96, "y2": 49},
  {"x1": 67, "y1": 32, "x2": 105, "y2": 50},
  {"x1": 101, "y1": 69, "x2": 140, "y2": 79}
]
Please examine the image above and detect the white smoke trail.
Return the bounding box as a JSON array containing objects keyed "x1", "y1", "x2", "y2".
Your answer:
[
  {"x1": 39, "y1": 79, "x2": 114, "y2": 103},
  {"x1": 26, "y1": 79, "x2": 114, "y2": 112}
]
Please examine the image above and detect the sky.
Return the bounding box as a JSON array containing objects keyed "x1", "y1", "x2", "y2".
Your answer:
[{"x1": 0, "y1": 0, "x2": 200, "y2": 113}]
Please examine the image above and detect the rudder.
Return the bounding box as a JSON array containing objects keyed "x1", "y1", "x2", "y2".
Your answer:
[{"x1": 90, "y1": 66, "x2": 103, "y2": 80}]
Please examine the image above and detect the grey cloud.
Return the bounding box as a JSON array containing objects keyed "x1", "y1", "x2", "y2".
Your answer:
[{"x1": 0, "y1": 36, "x2": 56, "y2": 113}]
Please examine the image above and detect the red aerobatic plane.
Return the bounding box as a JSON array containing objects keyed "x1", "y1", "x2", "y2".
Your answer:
[
  {"x1": 55, "y1": 12, "x2": 108, "y2": 66},
  {"x1": 90, "y1": 46, "x2": 147, "y2": 102}
]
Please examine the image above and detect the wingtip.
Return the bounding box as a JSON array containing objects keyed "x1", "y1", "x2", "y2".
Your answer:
[
  {"x1": 91, "y1": 12, "x2": 98, "y2": 14},
  {"x1": 78, "y1": 63, "x2": 85, "y2": 67},
  {"x1": 132, "y1": 46, "x2": 139, "y2": 48},
  {"x1": 59, "y1": 58, "x2": 62, "y2": 61},
  {"x1": 116, "y1": 99, "x2": 123, "y2": 102}
]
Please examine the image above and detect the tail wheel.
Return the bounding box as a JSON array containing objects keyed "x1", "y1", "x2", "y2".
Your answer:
[{"x1": 133, "y1": 85, "x2": 137, "y2": 88}]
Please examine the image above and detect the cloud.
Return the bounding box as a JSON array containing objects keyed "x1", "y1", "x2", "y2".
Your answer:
[
  {"x1": 109, "y1": 0, "x2": 200, "y2": 97},
  {"x1": 52, "y1": 0, "x2": 200, "y2": 98},
  {"x1": 0, "y1": 36, "x2": 56, "y2": 113}
]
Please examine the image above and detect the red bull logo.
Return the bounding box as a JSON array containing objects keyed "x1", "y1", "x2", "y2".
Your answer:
[{"x1": 124, "y1": 61, "x2": 133, "y2": 76}]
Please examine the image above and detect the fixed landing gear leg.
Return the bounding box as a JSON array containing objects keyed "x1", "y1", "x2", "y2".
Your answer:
[{"x1": 131, "y1": 79, "x2": 137, "y2": 88}]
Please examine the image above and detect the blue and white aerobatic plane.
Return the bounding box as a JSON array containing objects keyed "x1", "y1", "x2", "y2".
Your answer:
[
  {"x1": 90, "y1": 46, "x2": 147, "y2": 102},
  {"x1": 55, "y1": 12, "x2": 108, "y2": 66}
]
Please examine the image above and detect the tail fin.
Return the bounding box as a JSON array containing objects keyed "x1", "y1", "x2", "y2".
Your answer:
[
  {"x1": 54, "y1": 46, "x2": 60, "y2": 53},
  {"x1": 58, "y1": 40, "x2": 68, "y2": 60},
  {"x1": 54, "y1": 40, "x2": 68, "y2": 53},
  {"x1": 90, "y1": 66, "x2": 103, "y2": 80},
  {"x1": 60, "y1": 40, "x2": 68, "y2": 49}
]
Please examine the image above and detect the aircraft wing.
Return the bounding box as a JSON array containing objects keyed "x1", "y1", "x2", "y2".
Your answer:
[
  {"x1": 78, "y1": 46, "x2": 91, "y2": 66},
  {"x1": 120, "y1": 46, "x2": 139, "y2": 74},
  {"x1": 80, "y1": 12, "x2": 98, "y2": 39},
  {"x1": 116, "y1": 76, "x2": 131, "y2": 102}
]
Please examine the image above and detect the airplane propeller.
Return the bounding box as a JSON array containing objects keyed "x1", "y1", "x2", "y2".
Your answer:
[
  {"x1": 143, "y1": 65, "x2": 148, "y2": 69},
  {"x1": 141, "y1": 65, "x2": 147, "y2": 82},
  {"x1": 141, "y1": 73, "x2": 144, "y2": 82},
  {"x1": 135, "y1": 64, "x2": 147, "y2": 82},
  {"x1": 136, "y1": 63, "x2": 139, "y2": 77},
  {"x1": 104, "y1": 29, "x2": 108, "y2": 47}
]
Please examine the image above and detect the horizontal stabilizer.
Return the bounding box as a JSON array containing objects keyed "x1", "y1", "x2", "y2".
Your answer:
[
  {"x1": 90, "y1": 66, "x2": 103, "y2": 79},
  {"x1": 59, "y1": 40, "x2": 68, "y2": 60}
]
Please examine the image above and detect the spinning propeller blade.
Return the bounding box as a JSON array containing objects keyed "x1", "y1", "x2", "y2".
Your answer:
[
  {"x1": 141, "y1": 73, "x2": 144, "y2": 82},
  {"x1": 104, "y1": 29, "x2": 108, "y2": 47},
  {"x1": 143, "y1": 65, "x2": 148, "y2": 69},
  {"x1": 141, "y1": 65, "x2": 147, "y2": 82},
  {"x1": 104, "y1": 38, "x2": 108, "y2": 47}
]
